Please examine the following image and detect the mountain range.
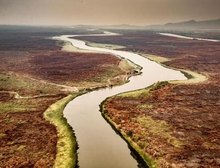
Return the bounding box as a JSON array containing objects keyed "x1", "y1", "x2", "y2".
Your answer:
[
  {"x1": 95, "y1": 19, "x2": 220, "y2": 30},
  {"x1": 146, "y1": 18, "x2": 220, "y2": 30}
]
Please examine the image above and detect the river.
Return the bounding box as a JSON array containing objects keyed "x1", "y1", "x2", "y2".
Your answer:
[
  {"x1": 54, "y1": 32, "x2": 187, "y2": 168},
  {"x1": 159, "y1": 33, "x2": 220, "y2": 42}
]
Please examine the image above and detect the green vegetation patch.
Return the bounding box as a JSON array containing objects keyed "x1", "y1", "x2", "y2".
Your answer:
[
  {"x1": 118, "y1": 59, "x2": 139, "y2": 72},
  {"x1": 101, "y1": 106, "x2": 158, "y2": 168},
  {"x1": 0, "y1": 97, "x2": 59, "y2": 114},
  {"x1": 117, "y1": 88, "x2": 150, "y2": 98},
  {"x1": 44, "y1": 93, "x2": 81, "y2": 168},
  {"x1": 149, "y1": 81, "x2": 169, "y2": 91},
  {"x1": 0, "y1": 100, "x2": 38, "y2": 113},
  {"x1": 0, "y1": 133, "x2": 6, "y2": 138},
  {"x1": 180, "y1": 70, "x2": 194, "y2": 79},
  {"x1": 116, "y1": 81, "x2": 169, "y2": 99},
  {"x1": 137, "y1": 104, "x2": 153, "y2": 110},
  {"x1": 0, "y1": 73, "x2": 60, "y2": 96},
  {"x1": 92, "y1": 66, "x2": 122, "y2": 83},
  {"x1": 143, "y1": 54, "x2": 171, "y2": 64},
  {"x1": 87, "y1": 41, "x2": 125, "y2": 50},
  {"x1": 16, "y1": 145, "x2": 26, "y2": 152},
  {"x1": 136, "y1": 116, "x2": 182, "y2": 148}
]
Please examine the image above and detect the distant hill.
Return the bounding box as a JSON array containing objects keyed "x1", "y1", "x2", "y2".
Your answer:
[
  {"x1": 86, "y1": 19, "x2": 220, "y2": 30},
  {"x1": 147, "y1": 19, "x2": 220, "y2": 30},
  {"x1": 91, "y1": 24, "x2": 146, "y2": 30}
]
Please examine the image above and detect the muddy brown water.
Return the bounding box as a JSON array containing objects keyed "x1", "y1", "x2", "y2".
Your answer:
[{"x1": 55, "y1": 32, "x2": 187, "y2": 168}]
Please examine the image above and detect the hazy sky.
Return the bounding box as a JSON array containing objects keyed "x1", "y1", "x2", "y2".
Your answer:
[{"x1": 0, "y1": 0, "x2": 219, "y2": 25}]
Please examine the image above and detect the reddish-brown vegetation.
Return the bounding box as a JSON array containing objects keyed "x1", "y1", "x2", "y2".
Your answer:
[
  {"x1": 0, "y1": 95, "x2": 64, "y2": 167},
  {"x1": 0, "y1": 32, "x2": 122, "y2": 87},
  {"x1": 105, "y1": 82, "x2": 220, "y2": 167},
  {"x1": 0, "y1": 28, "x2": 126, "y2": 167},
  {"x1": 94, "y1": 31, "x2": 220, "y2": 167}
]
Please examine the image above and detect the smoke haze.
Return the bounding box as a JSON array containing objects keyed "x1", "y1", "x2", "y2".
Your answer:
[{"x1": 0, "y1": 0, "x2": 219, "y2": 25}]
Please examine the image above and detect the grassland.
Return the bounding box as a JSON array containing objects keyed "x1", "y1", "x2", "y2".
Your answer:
[
  {"x1": 89, "y1": 30, "x2": 220, "y2": 167},
  {"x1": 44, "y1": 93, "x2": 81, "y2": 168},
  {"x1": 1, "y1": 26, "x2": 219, "y2": 167},
  {"x1": 0, "y1": 26, "x2": 136, "y2": 167}
]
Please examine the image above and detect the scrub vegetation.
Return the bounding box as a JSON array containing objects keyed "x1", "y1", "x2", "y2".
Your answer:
[
  {"x1": 0, "y1": 26, "x2": 135, "y2": 167},
  {"x1": 96, "y1": 30, "x2": 220, "y2": 167}
]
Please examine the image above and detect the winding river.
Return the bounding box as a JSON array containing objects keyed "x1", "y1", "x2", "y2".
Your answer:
[{"x1": 55, "y1": 32, "x2": 187, "y2": 168}]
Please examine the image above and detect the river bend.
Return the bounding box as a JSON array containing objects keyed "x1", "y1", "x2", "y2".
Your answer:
[{"x1": 55, "y1": 32, "x2": 187, "y2": 168}]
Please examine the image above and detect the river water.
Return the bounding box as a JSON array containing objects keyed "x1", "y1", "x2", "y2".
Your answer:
[
  {"x1": 159, "y1": 33, "x2": 220, "y2": 42},
  {"x1": 55, "y1": 33, "x2": 187, "y2": 168}
]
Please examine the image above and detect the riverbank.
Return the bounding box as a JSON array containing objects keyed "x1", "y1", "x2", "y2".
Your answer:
[
  {"x1": 99, "y1": 31, "x2": 220, "y2": 167},
  {"x1": 102, "y1": 59, "x2": 211, "y2": 167},
  {"x1": 63, "y1": 33, "x2": 186, "y2": 168},
  {"x1": 0, "y1": 29, "x2": 137, "y2": 167},
  {"x1": 42, "y1": 62, "x2": 139, "y2": 168},
  {"x1": 100, "y1": 98, "x2": 158, "y2": 168},
  {"x1": 44, "y1": 93, "x2": 82, "y2": 168},
  {"x1": 145, "y1": 54, "x2": 208, "y2": 84},
  {"x1": 101, "y1": 62, "x2": 202, "y2": 167}
]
